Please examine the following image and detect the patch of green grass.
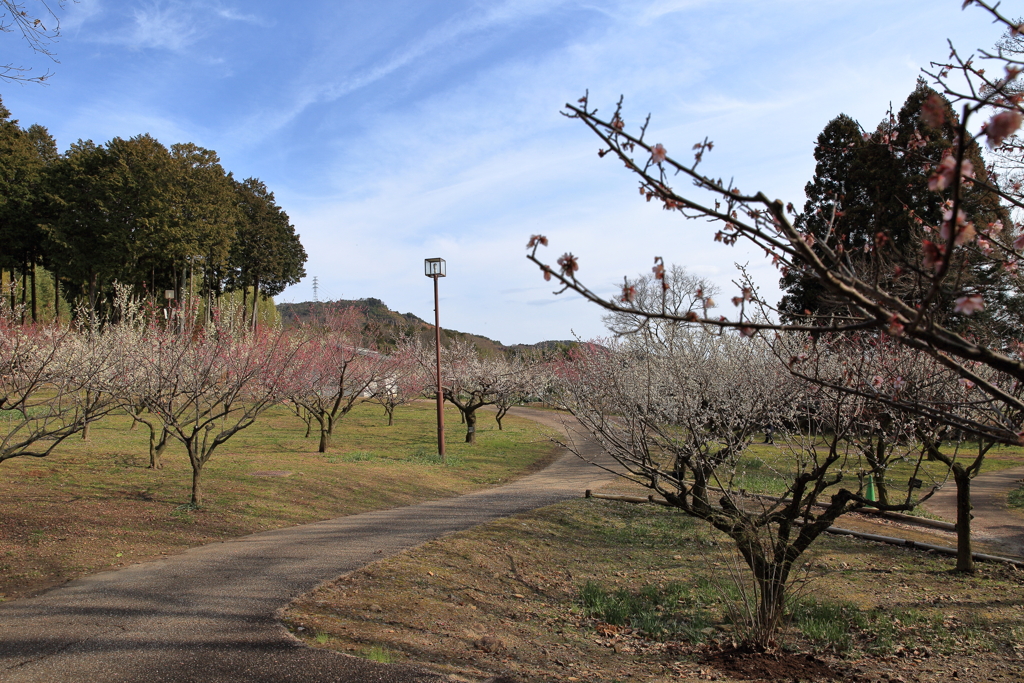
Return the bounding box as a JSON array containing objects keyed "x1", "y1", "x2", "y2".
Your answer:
[
  {"x1": 581, "y1": 499, "x2": 698, "y2": 550},
  {"x1": 334, "y1": 450, "x2": 379, "y2": 463},
  {"x1": 789, "y1": 598, "x2": 997, "y2": 656},
  {"x1": 406, "y1": 447, "x2": 449, "y2": 465},
  {"x1": 864, "y1": 607, "x2": 994, "y2": 656},
  {"x1": 362, "y1": 644, "x2": 395, "y2": 663},
  {"x1": 578, "y1": 580, "x2": 711, "y2": 641},
  {"x1": 1008, "y1": 484, "x2": 1024, "y2": 509},
  {"x1": 791, "y1": 598, "x2": 866, "y2": 652}
]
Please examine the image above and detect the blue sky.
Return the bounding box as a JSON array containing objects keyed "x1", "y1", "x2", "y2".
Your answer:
[{"x1": 1, "y1": 0, "x2": 1009, "y2": 344}]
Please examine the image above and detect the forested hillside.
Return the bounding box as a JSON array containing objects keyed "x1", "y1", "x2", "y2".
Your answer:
[{"x1": 277, "y1": 299, "x2": 576, "y2": 356}]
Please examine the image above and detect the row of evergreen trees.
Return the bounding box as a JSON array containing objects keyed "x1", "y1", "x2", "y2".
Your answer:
[
  {"x1": 778, "y1": 80, "x2": 1019, "y2": 338},
  {"x1": 0, "y1": 96, "x2": 307, "y2": 323}
]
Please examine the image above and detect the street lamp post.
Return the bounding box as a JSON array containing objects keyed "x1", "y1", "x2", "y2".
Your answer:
[{"x1": 424, "y1": 258, "x2": 446, "y2": 462}]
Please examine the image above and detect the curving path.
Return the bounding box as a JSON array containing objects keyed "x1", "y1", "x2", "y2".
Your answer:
[
  {"x1": 921, "y1": 463, "x2": 1024, "y2": 558},
  {"x1": 0, "y1": 408, "x2": 613, "y2": 683}
]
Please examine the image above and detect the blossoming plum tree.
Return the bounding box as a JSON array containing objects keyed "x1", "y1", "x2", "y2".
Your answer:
[
  {"x1": 490, "y1": 353, "x2": 548, "y2": 430},
  {"x1": 124, "y1": 316, "x2": 296, "y2": 506},
  {"x1": 422, "y1": 339, "x2": 518, "y2": 444},
  {"x1": 779, "y1": 328, "x2": 1007, "y2": 571},
  {"x1": 553, "y1": 329, "x2": 937, "y2": 647},
  {"x1": 0, "y1": 310, "x2": 117, "y2": 463},
  {"x1": 289, "y1": 303, "x2": 387, "y2": 452},
  {"x1": 367, "y1": 337, "x2": 430, "y2": 427}
]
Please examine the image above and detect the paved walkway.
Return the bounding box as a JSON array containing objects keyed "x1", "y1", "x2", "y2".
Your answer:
[
  {"x1": 0, "y1": 408, "x2": 613, "y2": 683},
  {"x1": 921, "y1": 463, "x2": 1024, "y2": 558}
]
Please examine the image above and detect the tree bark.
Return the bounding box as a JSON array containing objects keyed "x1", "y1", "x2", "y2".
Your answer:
[
  {"x1": 190, "y1": 458, "x2": 203, "y2": 506},
  {"x1": 953, "y1": 464, "x2": 975, "y2": 573},
  {"x1": 53, "y1": 270, "x2": 60, "y2": 323},
  {"x1": 30, "y1": 261, "x2": 37, "y2": 323},
  {"x1": 241, "y1": 283, "x2": 248, "y2": 325},
  {"x1": 465, "y1": 410, "x2": 477, "y2": 443},
  {"x1": 20, "y1": 264, "x2": 27, "y2": 324},
  {"x1": 82, "y1": 391, "x2": 92, "y2": 440},
  {"x1": 251, "y1": 277, "x2": 260, "y2": 332},
  {"x1": 149, "y1": 425, "x2": 168, "y2": 469},
  {"x1": 317, "y1": 413, "x2": 332, "y2": 453}
]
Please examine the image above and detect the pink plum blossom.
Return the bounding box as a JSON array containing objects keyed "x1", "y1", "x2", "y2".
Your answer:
[
  {"x1": 928, "y1": 155, "x2": 973, "y2": 192},
  {"x1": 557, "y1": 253, "x2": 579, "y2": 276},
  {"x1": 954, "y1": 294, "x2": 985, "y2": 315},
  {"x1": 651, "y1": 144, "x2": 667, "y2": 164},
  {"x1": 985, "y1": 110, "x2": 1023, "y2": 148}
]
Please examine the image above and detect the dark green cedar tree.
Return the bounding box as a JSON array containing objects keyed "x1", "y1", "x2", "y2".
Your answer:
[{"x1": 779, "y1": 80, "x2": 1014, "y2": 338}]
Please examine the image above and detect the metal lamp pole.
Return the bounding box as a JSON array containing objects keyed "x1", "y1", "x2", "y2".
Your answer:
[{"x1": 424, "y1": 258, "x2": 446, "y2": 462}]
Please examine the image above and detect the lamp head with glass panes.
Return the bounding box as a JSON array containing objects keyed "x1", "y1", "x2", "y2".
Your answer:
[{"x1": 424, "y1": 258, "x2": 446, "y2": 278}]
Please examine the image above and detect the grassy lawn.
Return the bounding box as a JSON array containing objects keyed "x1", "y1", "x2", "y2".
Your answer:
[
  {"x1": 0, "y1": 401, "x2": 561, "y2": 600},
  {"x1": 284, "y1": 494, "x2": 1024, "y2": 682}
]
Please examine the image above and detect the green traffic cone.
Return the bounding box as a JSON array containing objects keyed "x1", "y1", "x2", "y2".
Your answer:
[{"x1": 865, "y1": 476, "x2": 877, "y2": 502}]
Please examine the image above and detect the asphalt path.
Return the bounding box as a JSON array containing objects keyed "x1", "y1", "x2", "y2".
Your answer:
[{"x1": 0, "y1": 408, "x2": 615, "y2": 683}]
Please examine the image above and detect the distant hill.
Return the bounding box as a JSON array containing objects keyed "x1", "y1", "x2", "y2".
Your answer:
[{"x1": 276, "y1": 299, "x2": 577, "y2": 357}]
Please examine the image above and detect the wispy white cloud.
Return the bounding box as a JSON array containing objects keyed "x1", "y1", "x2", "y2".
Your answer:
[
  {"x1": 214, "y1": 5, "x2": 270, "y2": 26},
  {"x1": 236, "y1": 0, "x2": 580, "y2": 143},
  {"x1": 82, "y1": 0, "x2": 269, "y2": 52},
  {"x1": 59, "y1": 0, "x2": 104, "y2": 33},
  {"x1": 128, "y1": 1, "x2": 205, "y2": 51},
  {"x1": 318, "y1": 0, "x2": 573, "y2": 97}
]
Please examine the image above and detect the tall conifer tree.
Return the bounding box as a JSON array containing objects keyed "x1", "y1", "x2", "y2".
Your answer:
[{"x1": 780, "y1": 80, "x2": 1014, "y2": 334}]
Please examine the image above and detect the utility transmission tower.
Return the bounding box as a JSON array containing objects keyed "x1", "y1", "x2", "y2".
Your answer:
[{"x1": 312, "y1": 276, "x2": 319, "y2": 303}]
